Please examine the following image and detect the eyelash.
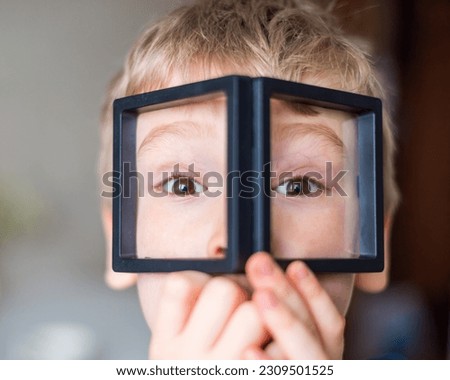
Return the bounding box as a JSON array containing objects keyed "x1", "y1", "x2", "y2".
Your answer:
[
  {"x1": 156, "y1": 173, "x2": 207, "y2": 197},
  {"x1": 273, "y1": 175, "x2": 326, "y2": 197},
  {"x1": 152, "y1": 173, "x2": 324, "y2": 198}
]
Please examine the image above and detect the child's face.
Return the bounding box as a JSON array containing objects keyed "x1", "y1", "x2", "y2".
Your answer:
[{"x1": 133, "y1": 74, "x2": 357, "y2": 328}]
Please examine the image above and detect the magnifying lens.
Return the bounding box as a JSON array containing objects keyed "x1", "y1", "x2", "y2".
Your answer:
[{"x1": 112, "y1": 76, "x2": 383, "y2": 273}]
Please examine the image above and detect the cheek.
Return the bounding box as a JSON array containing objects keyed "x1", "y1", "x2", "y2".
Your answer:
[
  {"x1": 137, "y1": 200, "x2": 218, "y2": 258},
  {"x1": 136, "y1": 273, "x2": 167, "y2": 330},
  {"x1": 317, "y1": 273, "x2": 355, "y2": 315},
  {"x1": 271, "y1": 200, "x2": 345, "y2": 259}
]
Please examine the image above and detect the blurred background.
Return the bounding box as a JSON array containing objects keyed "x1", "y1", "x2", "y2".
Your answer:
[{"x1": 0, "y1": 0, "x2": 449, "y2": 359}]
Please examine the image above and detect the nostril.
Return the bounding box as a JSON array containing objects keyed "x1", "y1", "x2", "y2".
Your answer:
[{"x1": 213, "y1": 246, "x2": 227, "y2": 258}]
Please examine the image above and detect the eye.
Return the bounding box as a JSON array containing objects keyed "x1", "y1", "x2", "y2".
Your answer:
[
  {"x1": 163, "y1": 176, "x2": 205, "y2": 196},
  {"x1": 275, "y1": 177, "x2": 323, "y2": 197}
]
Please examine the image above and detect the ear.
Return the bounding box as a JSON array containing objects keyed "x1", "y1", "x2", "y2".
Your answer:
[
  {"x1": 102, "y1": 206, "x2": 137, "y2": 290},
  {"x1": 355, "y1": 211, "x2": 394, "y2": 293}
]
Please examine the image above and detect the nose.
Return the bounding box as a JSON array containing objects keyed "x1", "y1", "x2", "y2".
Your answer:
[{"x1": 206, "y1": 202, "x2": 227, "y2": 258}]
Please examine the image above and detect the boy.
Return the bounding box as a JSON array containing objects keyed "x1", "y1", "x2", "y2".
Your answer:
[{"x1": 99, "y1": 0, "x2": 399, "y2": 359}]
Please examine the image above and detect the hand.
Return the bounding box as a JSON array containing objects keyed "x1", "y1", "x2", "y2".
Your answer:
[
  {"x1": 243, "y1": 252, "x2": 346, "y2": 359},
  {"x1": 149, "y1": 271, "x2": 269, "y2": 359}
]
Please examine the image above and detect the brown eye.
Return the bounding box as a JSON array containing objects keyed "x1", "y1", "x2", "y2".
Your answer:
[
  {"x1": 276, "y1": 177, "x2": 323, "y2": 197},
  {"x1": 285, "y1": 178, "x2": 307, "y2": 196},
  {"x1": 173, "y1": 177, "x2": 195, "y2": 196},
  {"x1": 163, "y1": 177, "x2": 205, "y2": 196}
]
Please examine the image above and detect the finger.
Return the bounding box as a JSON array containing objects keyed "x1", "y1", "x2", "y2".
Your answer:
[
  {"x1": 253, "y1": 289, "x2": 328, "y2": 360},
  {"x1": 246, "y1": 252, "x2": 319, "y2": 336},
  {"x1": 214, "y1": 301, "x2": 270, "y2": 359},
  {"x1": 182, "y1": 276, "x2": 248, "y2": 348},
  {"x1": 287, "y1": 261, "x2": 346, "y2": 359},
  {"x1": 153, "y1": 271, "x2": 210, "y2": 341}
]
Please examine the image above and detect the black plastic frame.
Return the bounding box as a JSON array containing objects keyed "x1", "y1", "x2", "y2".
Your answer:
[{"x1": 112, "y1": 76, "x2": 384, "y2": 273}]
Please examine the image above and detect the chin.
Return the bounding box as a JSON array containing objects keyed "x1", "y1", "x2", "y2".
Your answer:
[{"x1": 318, "y1": 273, "x2": 355, "y2": 315}]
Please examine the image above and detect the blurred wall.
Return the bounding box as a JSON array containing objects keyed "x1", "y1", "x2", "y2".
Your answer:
[
  {"x1": 390, "y1": 0, "x2": 450, "y2": 359},
  {"x1": 335, "y1": 0, "x2": 450, "y2": 359},
  {"x1": 0, "y1": 0, "x2": 185, "y2": 359}
]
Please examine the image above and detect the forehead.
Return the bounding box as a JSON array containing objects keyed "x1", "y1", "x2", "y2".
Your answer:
[
  {"x1": 135, "y1": 95, "x2": 353, "y2": 150},
  {"x1": 135, "y1": 63, "x2": 355, "y2": 146},
  {"x1": 271, "y1": 99, "x2": 352, "y2": 136},
  {"x1": 136, "y1": 96, "x2": 227, "y2": 148}
]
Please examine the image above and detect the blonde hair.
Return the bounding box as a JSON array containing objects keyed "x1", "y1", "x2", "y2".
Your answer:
[{"x1": 99, "y1": 0, "x2": 400, "y2": 213}]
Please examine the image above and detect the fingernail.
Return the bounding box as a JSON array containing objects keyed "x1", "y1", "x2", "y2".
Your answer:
[
  {"x1": 293, "y1": 262, "x2": 309, "y2": 281},
  {"x1": 255, "y1": 255, "x2": 274, "y2": 277},
  {"x1": 258, "y1": 291, "x2": 278, "y2": 309}
]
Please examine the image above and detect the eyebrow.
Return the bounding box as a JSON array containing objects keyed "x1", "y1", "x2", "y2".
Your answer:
[
  {"x1": 138, "y1": 119, "x2": 344, "y2": 157},
  {"x1": 274, "y1": 122, "x2": 344, "y2": 152},
  {"x1": 138, "y1": 121, "x2": 214, "y2": 156}
]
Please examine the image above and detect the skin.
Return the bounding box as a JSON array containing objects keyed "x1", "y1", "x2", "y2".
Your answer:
[{"x1": 131, "y1": 81, "x2": 357, "y2": 359}]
